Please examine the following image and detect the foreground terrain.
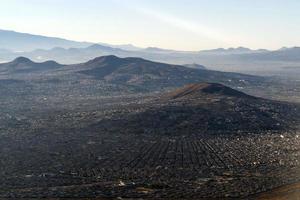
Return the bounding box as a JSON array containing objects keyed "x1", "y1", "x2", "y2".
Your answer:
[
  {"x1": 1, "y1": 56, "x2": 300, "y2": 199},
  {"x1": 1, "y1": 128, "x2": 300, "y2": 199},
  {"x1": 256, "y1": 182, "x2": 300, "y2": 200},
  {"x1": 1, "y1": 84, "x2": 300, "y2": 199}
]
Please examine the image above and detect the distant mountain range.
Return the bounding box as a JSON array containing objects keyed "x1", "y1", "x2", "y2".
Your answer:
[
  {"x1": 1, "y1": 29, "x2": 300, "y2": 74},
  {"x1": 0, "y1": 29, "x2": 92, "y2": 51},
  {"x1": 199, "y1": 47, "x2": 268, "y2": 54}
]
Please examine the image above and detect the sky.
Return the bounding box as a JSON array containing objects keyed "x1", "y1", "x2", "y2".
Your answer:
[{"x1": 0, "y1": 0, "x2": 300, "y2": 50}]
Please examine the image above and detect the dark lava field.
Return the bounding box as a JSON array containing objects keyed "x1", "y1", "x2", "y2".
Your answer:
[{"x1": 1, "y1": 56, "x2": 300, "y2": 199}]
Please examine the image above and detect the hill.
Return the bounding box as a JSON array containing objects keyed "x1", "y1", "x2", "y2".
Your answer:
[
  {"x1": 0, "y1": 55, "x2": 290, "y2": 104},
  {"x1": 0, "y1": 56, "x2": 64, "y2": 74},
  {"x1": 75, "y1": 55, "x2": 264, "y2": 91},
  {"x1": 93, "y1": 83, "x2": 300, "y2": 135},
  {"x1": 166, "y1": 83, "x2": 251, "y2": 99}
]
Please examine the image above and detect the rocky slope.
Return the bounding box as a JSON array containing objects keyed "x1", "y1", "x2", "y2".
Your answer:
[{"x1": 93, "y1": 83, "x2": 300, "y2": 135}]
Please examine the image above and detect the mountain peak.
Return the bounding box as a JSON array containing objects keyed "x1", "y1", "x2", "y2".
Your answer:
[
  {"x1": 166, "y1": 83, "x2": 250, "y2": 100},
  {"x1": 86, "y1": 44, "x2": 118, "y2": 51},
  {"x1": 235, "y1": 46, "x2": 251, "y2": 51},
  {"x1": 144, "y1": 47, "x2": 175, "y2": 53},
  {"x1": 12, "y1": 57, "x2": 34, "y2": 64},
  {"x1": 85, "y1": 55, "x2": 121, "y2": 64},
  {"x1": 0, "y1": 57, "x2": 63, "y2": 73},
  {"x1": 184, "y1": 63, "x2": 206, "y2": 69}
]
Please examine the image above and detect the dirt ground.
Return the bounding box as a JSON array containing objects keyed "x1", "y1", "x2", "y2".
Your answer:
[{"x1": 256, "y1": 182, "x2": 300, "y2": 200}]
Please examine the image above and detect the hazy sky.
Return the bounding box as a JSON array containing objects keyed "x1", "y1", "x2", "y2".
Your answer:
[{"x1": 0, "y1": 0, "x2": 300, "y2": 50}]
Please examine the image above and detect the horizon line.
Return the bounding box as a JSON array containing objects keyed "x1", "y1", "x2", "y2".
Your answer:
[{"x1": 1, "y1": 28, "x2": 299, "y2": 52}]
